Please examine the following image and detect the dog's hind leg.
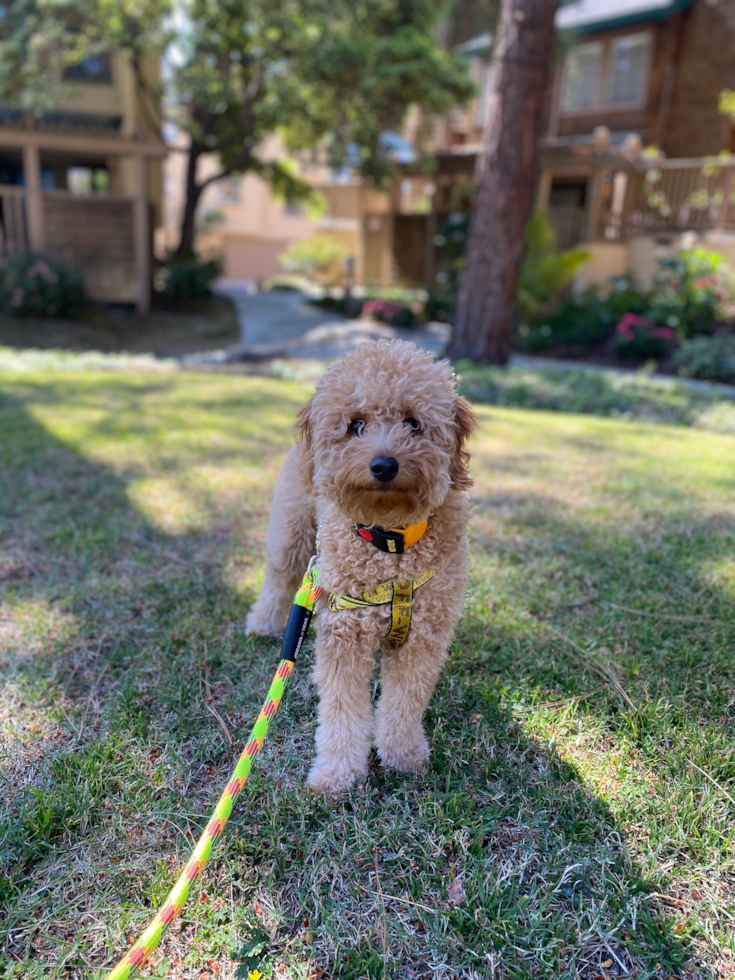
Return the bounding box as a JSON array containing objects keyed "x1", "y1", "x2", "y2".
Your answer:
[{"x1": 246, "y1": 446, "x2": 316, "y2": 637}]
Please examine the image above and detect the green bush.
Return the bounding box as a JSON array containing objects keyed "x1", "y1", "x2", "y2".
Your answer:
[
  {"x1": 516, "y1": 277, "x2": 649, "y2": 354},
  {"x1": 432, "y1": 212, "x2": 470, "y2": 293},
  {"x1": 0, "y1": 250, "x2": 84, "y2": 318},
  {"x1": 517, "y1": 210, "x2": 590, "y2": 322},
  {"x1": 154, "y1": 254, "x2": 222, "y2": 302},
  {"x1": 425, "y1": 289, "x2": 454, "y2": 323},
  {"x1": 278, "y1": 236, "x2": 348, "y2": 283},
  {"x1": 431, "y1": 209, "x2": 590, "y2": 328},
  {"x1": 673, "y1": 334, "x2": 735, "y2": 384}
]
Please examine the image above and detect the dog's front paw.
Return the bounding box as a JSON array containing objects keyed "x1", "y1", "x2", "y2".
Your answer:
[
  {"x1": 376, "y1": 730, "x2": 430, "y2": 773},
  {"x1": 307, "y1": 758, "x2": 367, "y2": 795},
  {"x1": 245, "y1": 603, "x2": 284, "y2": 638}
]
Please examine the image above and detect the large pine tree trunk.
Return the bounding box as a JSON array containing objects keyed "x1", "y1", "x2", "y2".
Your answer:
[
  {"x1": 175, "y1": 141, "x2": 204, "y2": 258},
  {"x1": 447, "y1": 0, "x2": 558, "y2": 363}
]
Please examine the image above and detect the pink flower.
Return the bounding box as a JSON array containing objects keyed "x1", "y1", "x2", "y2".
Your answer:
[
  {"x1": 616, "y1": 312, "x2": 655, "y2": 335},
  {"x1": 615, "y1": 312, "x2": 674, "y2": 344}
]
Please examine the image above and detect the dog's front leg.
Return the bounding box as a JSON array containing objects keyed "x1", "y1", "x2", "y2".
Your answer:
[
  {"x1": 307, "y1": 615, "x2": 380, "y2": 794},
  {"x1": 375, "y1": 617, "x2": 454, "y2": 774}
]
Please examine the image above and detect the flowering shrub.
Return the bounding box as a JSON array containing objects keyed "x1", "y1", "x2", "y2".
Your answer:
[
  {"x1": 0, "y1": 250, "x2": 84, "y2": 318},
  {"x1": 613, "y1": 312, "x2": 675, "y2": 360},
  {"x1": 516, "y1": 277, "x2": 649, "y2": 354},
  {"x1": 361, "y1": 298, "x2": 424, "y2": 327},
  {"x1": 648, "y1": 248, "x2": 732, "y2": 338}
]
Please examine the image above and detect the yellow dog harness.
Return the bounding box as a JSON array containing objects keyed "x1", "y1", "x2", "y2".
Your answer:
[{"x1": 327, "y1": 568, "x2": 436, "y2": 645}]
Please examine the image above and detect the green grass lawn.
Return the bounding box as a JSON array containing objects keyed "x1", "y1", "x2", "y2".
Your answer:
[{"x1": 1, "y1": 370, "x2": 734, "y2": 980}]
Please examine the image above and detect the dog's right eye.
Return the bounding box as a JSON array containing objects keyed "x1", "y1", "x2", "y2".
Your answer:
[{"x1": 348, "y1": 419, "x2": 366, "y2": 436}]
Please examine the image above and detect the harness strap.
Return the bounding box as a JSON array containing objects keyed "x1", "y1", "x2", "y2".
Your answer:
[{"x1": 327, "y1": 568, "x2": 436, "y2": 644}]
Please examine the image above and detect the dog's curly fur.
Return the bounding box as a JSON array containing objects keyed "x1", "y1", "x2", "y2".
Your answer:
[{"x1": 246, "y1": 340, "x2": 477, "y2": 793}]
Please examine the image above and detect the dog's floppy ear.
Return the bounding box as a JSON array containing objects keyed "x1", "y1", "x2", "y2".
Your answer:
[
  {"x1": 295, "y1": 396, "x2": 315, "y2": 488},
  {"x1": 449, "y1": 393, "x2": 478, "y2": 491}
]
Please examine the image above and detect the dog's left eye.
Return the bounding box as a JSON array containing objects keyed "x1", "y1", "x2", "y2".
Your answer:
[{"x1": 403, "y1": 417, "x2": 420, "y2": 432}]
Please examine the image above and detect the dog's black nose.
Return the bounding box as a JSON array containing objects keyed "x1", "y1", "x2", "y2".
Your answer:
[{"x1": 370, "y1": 456, "x2": 399, "y2": 483}]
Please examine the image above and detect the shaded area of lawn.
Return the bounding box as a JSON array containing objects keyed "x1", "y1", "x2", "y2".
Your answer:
[
  {"x1": 0, "y1": 373, "x2": 733, "y2": 979},
  {"x1": 0, "y1": 297, "x2": 239, "y2": 359}
]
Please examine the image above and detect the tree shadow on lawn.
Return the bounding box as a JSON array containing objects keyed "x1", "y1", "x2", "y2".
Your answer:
[
  {"x1": 0, "y1": 296, "x2": 240, "y2": 359},
  {"x1": 0, "y1": 389, "x2": 713, "y2": 979},
  {"x1": 463, "y1": 489, "x2": 735, "y2": 972}
]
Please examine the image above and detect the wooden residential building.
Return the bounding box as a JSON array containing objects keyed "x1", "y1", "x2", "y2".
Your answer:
[{"x1": 0, "y1": 54, "x2": 165, "y2": 312}]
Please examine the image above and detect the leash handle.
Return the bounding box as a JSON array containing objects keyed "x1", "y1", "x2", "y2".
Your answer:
[{"x1": 105, "y1": 567, "x2": 323, "y2": 980}]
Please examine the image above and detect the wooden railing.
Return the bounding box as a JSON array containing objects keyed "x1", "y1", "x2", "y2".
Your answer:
[
  {"x1": 627, "y1": 157, "x2": 735, "y2": 236},
  {"x1": 582, "y1": 157, "x2": 735, "y2": 242},
  {"x1": 0, "y1": 187, "x2": 137, "y2": 302}
]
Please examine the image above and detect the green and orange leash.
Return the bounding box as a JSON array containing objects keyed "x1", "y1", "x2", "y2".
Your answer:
[{"x1": 105, "y1": 566, "x2": 324, "y2": 980}]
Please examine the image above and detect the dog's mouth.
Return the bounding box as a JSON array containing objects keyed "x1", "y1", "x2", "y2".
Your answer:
[{"x1": 337, "y1": 483, "x2": 431, "y2": 527}]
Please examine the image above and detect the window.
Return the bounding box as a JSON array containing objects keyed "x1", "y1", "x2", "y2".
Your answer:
[
  {"x1": 604, "y1": 33, "x2": 651, "y2": 106},
  {"x1": 218, "y1": 177, "x2": 241, "y2": 204},
  {"x1": 560, "y1": 32, "x2": 651, "y2": 113},
  {"x1": 64, "y1": 54, "x2": 112, "y2": 84},
  {"x1": 561, "y1": 42, "x2": 603, "y2": 112}
]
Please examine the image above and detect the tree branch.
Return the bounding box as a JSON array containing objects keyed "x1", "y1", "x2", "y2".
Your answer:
[{"x1": 197, "y1": 151, "x2": 254, "y2": 190}]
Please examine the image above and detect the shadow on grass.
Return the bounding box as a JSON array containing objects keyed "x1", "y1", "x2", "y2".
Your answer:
[
  {"x1": 0, "y1": 296, "x2": 239, "y2": 359},
  {"x1": 0, "y1": 386, "x2": 721, "y2": 979}
]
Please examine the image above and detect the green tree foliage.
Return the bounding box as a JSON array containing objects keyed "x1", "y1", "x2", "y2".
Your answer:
[
  {"x1": 0, "y1": 0, "x2": 475, "y2": 255},
  {"x1": 278, "y1": 236, "x2": 348, "y2": 282}
]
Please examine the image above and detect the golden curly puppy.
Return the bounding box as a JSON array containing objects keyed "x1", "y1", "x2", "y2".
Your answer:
[{"x1": 246, "y1": 340, "x2": 477, "y2": 793}]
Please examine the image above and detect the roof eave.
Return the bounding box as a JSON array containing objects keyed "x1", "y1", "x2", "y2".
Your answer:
[{"x1": 558, "y1": 0, "x2": 693, "y2": 35}]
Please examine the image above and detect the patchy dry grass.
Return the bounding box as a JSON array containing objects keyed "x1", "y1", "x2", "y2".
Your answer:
[{"x1": 0, "y1": 370, "x2": 734, "y2": 980}]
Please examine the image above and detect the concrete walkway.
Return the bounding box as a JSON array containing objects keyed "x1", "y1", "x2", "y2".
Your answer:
[
  {"x1": 213, "y1": 281, "x2": 450, "y2": 361},
  {"x1": 207, "y1": 281, "x2": 735, "y2": 399}
]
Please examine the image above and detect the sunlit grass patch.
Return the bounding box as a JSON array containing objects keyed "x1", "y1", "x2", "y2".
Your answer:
[{"x1": 1, "y1": 370, "x2": 734, "y2": 979}]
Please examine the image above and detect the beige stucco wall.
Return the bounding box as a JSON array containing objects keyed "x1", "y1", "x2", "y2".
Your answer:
[
  {"x1": 625, "y1": 236, "x2": 660, "y2": 289},
  {"x1": 574, "y1": 242, "x2": 628, "y2": 291},
  {"x1": 223, "y1": 236, "x2": 290, "y2": 280},
  {"x1": 574, "y1": 232, "x2": 735, "y2": 292},
  {"x1": 57, "y1": 54, "x2": 160, "y2": 137}
]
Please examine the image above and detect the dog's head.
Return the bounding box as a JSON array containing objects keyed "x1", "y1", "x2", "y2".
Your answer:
[{"x1": 295, "y1": 340, "x2": 477, "y2": 526}]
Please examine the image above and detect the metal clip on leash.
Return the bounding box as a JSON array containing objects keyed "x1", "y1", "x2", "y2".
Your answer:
[{"x1": 104, "y1": 547, "x2": 323, "y2": 979}]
